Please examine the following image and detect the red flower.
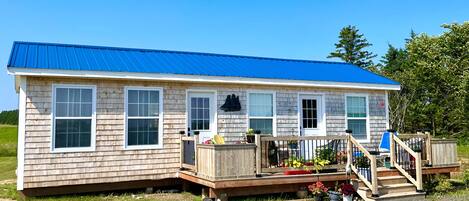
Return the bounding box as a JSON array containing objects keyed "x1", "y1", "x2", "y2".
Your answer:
[
  {"x1": 308, "y1": 181, "x2": 328, "y2": 195},
  {"x1": 340, "y1": 183, "x2": 355, "y2": 196}
]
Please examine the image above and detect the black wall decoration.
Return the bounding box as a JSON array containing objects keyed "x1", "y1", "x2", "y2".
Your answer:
[{"x1": 220, "y1": 94, "x2": 241, "y2": 112}]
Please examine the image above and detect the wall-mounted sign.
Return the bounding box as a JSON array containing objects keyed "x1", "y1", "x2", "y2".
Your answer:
[{"x1": 220, "y1": 94, "x2": 241, "y2": 112}]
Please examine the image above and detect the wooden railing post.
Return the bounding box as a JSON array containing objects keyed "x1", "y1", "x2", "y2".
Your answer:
[
  {"x1": 255, "y1": 134, "x2": 262, "y2": 175},
  {"x1": 370, "y1": 155, "x2": 379, "y2": 197},
  {"x1": 415, "y1": 153, "x2": 423, "y2": 191},
  {"x1": 346, "y1": 134, "x2": 352, "y2": 169},
  {"x1": 425, "y1": 131, "x2": 432, "y2": 166},
  {"x1": 389, "y1": 131, "x2": 396, "y2": 168},
  {"x1": 194, "y1": 135, "x2": 199, "y2": 172},
  {"x1": 180, "y1": 134, "x2": 184, "y2": 169}
]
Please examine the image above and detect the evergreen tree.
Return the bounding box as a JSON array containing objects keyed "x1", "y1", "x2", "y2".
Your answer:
[{"x1": 328, "y1": 25, "x2": 377, "y2": 70}]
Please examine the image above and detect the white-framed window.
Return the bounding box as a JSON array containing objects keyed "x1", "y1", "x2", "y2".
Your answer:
[
  {"x1": 345, "y1": 94, "x2": 370, "y2": 141},
  {"x1": 248, "y1": 91, "x2": 276, "y2": 135},
  {"x1": 52, "y1": 84, "x2": 96, "y2": 152},
  {"x1": 124, "y1": 87, "x2": 164, "y2": 149}
]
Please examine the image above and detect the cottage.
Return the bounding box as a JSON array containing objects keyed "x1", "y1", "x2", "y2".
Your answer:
[{"x1": 7, "y1": 41, "x2": 459, "y2": 200}]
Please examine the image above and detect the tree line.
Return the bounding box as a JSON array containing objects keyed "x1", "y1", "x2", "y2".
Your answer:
[
  {"x1": 0, "y1": 109, "x2": 18, "y2": 125},
  {"x1": 329, "y1": 22, "x2": 469, "y2": 143}
]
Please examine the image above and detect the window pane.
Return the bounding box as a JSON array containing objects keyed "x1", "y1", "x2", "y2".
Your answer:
[
  {"x1": 347, "y1": 97, "x2": 366, "y2": 117},
  {"x1": 81, "y1": 103, "x2": 92, "y2": 116},
  {"x1": 56, "y1": 103, "x2": 68, "y2": 117},
  {"x1": 149, "y1": 91, "x2": 159, "y2": 104},
  {"x1": 69, "y1": 103, "x2": 81, "y2": 116},
  {"x1": 249, "y1": 119, "x2": 273, "y2": 134},
  {"x1": 55, "y1": 119, "x2": 91, "y2": 148},
  {"x1": 56, "y1": 88, "x2": 68, "y2": 102},
  {"x1": 81, "y1": 89, "x2": 92, "y2": 102},
  {"x1": 348, "y1": 119, "x2": 367, "y2": 140},
  {"x1": 149, "y1": 103, "x2": 159, "y2": 116},
  {"x1": 249, "y1": 93, "x2": 273, "y2": 117},
  {"x1": 69, "y1": 88, "x2": 81, "y2": 102},
  {"x1": 127, "y1": 119, "x2": 159, "y2": 146},
  {"x1": 128, "y1": 90, "x2": 138, "y2": 103},
  {"x1": 139, "y1": 91, "x2": 149, "y2": 103}
]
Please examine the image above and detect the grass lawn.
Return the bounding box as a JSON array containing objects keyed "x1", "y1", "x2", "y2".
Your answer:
[{"x1": 0, "y1": 125, "x2": 17, "y2": 181}]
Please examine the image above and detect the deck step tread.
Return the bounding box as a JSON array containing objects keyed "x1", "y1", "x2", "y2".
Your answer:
[
  {"x1": 357, "y1": 189, "x2": 425, "y2": 201},
  {"x1": 377, "y1": 176, "x2": 407, "y2": 180},
  {"x1": 358, "y1": 182, "x2": 415, "y2": 190}
]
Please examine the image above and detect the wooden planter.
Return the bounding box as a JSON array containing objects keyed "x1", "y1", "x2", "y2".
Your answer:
[
  {"x1": 196, "y1": 144, "x2": 256, "y2": 180},
  {"x1": 431, "y1": 139, "x2": 458, "y2": 167}
]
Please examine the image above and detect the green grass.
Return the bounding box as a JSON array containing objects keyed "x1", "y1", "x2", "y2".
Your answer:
[
  {"x1": 0, "y1": 125, "x2": 17, "y2": 157},
  {"x1": 0, "y1": 157, "x2": 16, "y2": 181},
  {"x1": 426, "y1": 188, "x2": 469, "y2": 201},
  {"x1": 458, "y1": 144, "x2": 469, "y2": 170}
]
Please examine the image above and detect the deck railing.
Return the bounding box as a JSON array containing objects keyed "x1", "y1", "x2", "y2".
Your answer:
[
  {"x1": 348, "y1": 135, "x2": 379, "y2": 197},
  {"x1": 390, "y1": 134, "x2": 424, "y2": 191},
  {"x1": 180, "y1": 135, "x2": 197, "y2": 171},
  {"x1": 398, "y1": 132, "x2": 432, "y2": 166},
  {"x1": 255, "y1": 135, "x2": 348, "y2": 173}
]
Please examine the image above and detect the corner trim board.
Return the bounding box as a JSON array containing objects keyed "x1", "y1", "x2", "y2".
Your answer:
[{"x1": 17, "y1": 76, "x2": 27, "y2": 190}]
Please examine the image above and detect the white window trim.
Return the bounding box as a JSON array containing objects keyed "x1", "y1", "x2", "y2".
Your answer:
[
  {"x1": 51, "y1": 84, "x2": 97, "y2": 153},
  {"x1": 247, "y1": 90, "x2": 277, "y2": 136},
  {"x1": 124, "y1": 86, "x2": 164, "y2": 150},
  {"x1": 297, "y1": 92, "x2": 327, "y2": 136},
  {"x1": 344, "y1": 93, "x2": 370, "y2": 143}
]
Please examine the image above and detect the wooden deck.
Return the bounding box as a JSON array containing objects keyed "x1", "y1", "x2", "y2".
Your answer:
[
  {"x1": 178, "y1": 165, "x2": 460, "y2": 198},
  {"x1": 179, "y1": 133, "x2": 460, "y2": 200}
]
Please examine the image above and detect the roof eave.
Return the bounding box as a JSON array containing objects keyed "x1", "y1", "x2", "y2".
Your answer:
[{"x1": 7, "y1": 67, "x2": 401, "y2": 91}]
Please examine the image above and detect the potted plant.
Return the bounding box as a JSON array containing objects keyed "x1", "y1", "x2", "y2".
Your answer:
[
  {"x1": 308, "y1": 181, "x2": 328, "y2": 201},
  {"x1": 283, "y1": 156, "x2": 312, "y2": 175},
  {"x1": 296, "y1": 186, "x2": 309, "y2": 199},
  {"x1": 246, "y1": 128, "x2": 255, "y2": 143},
  {"x1": 328, "y1": 181, "x2": 341, "y2": 201},
  {"x1": 309, "y1": 158, "x2": 330, "y2": 174},
  {"x1": 355, "y1": 156, "x2": 371, "y2": 181},
  {"x1": 339, "y1": 183, "x2": 355, "y2": 201},
  {"x1": 336, "y1": 151, "x2": 348, "y2": 164}
]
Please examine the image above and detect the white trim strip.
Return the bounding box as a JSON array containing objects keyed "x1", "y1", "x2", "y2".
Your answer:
[
  {"x1": 16, "y1": 76, "x2": 26, "y2": 190},
  {"x1": 7, "y1": 67, "x2": 401, "y2": 91}
]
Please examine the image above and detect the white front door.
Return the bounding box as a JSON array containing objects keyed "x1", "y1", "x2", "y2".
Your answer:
[
  {"x1": 300, "y1": 94, "x2": 325, "y2": 136},
  {"x1": 299, "y1": 94, "x2": 325, "y2": 160},
  {"x1": 188, "y1": 92, "x2": 216, "y2": 142}
]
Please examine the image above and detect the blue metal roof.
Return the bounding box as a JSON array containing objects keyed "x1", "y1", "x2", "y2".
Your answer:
[{"x1": 7, "y1": 41, "x2": 399, "y2": 86}]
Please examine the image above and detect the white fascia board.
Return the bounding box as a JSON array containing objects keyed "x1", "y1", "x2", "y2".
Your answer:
[{"x1": 7, "y1": 67, "x2": 401, "y2": 91}]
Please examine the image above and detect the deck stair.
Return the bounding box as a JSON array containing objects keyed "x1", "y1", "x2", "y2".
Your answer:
[{"x1": 353, "y1": 174, "x2": 425, "y2": 201}]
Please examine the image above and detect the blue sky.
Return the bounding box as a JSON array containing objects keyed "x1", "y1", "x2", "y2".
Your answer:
[{"x1": 0, "y1": 0, "x2": 468, "y2": 111}]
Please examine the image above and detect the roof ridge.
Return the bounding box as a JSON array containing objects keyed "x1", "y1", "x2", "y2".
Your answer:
[{"x1": 13, "y1": 41, "x2": 351, "y2": 65}]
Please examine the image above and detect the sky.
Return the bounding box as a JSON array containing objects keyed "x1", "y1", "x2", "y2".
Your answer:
[{"x1": 0, "y1": 0, "x2": 468, "y2": 111}]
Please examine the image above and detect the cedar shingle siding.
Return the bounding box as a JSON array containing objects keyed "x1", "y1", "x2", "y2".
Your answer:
[{"x1": 23, "y1": 77, "x2": 387, "y2": 188}]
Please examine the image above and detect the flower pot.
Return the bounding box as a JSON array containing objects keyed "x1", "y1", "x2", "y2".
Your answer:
[
  {"x1": 246, "y1": 135, "x2": 255, "y2": 143},
  {"x1": 314, "y1": 195, "x2": 323, "y2": 201},
  {"x1": 284, "y1": 169, "x2": 312, "y2": 175},
  {"x1": 296, "y1": 189, "x2": 308, "y2": 199},
  {"x1": 343, "y1": 195, "x2": 353, "y2": 201},
  {"x1": 328, "y1": 191, "x2": 341, "y2": 201}
]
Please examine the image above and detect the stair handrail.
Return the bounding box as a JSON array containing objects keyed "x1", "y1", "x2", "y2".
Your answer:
[
  {"x1": 347, "y1": 134, "x2": 379, "y2": 197},
  {"x1": 390, "y1": 134, "x2": 423, "y2": 191}
]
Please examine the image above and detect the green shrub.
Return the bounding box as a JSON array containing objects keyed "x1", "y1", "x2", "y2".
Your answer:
[
  {"x1": 435, "y1": 179, "x2": 453, "y2": 193},
  {"x1": 463, "y1": 169, "x2": 469, "y2": 187}
]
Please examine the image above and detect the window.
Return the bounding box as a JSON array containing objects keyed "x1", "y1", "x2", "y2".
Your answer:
[
  {"x1": 125, "y1": 87, "x2": 163, "y2": 149},
  {"x1": 52, "y1": 85, "x2": 96, "y2": 152},
  {"x1": 346, "y1": 95, "x2": 368, "y2": 140},
  {"x1": 248, "y1": 92, "x2": 275, "y2": 135},
  {"x1": 190, "y1": 97, "x2": 210, "y2": 130},
  {"x1": 302, "y1": 99, "x2": 318, "y2": 129}
]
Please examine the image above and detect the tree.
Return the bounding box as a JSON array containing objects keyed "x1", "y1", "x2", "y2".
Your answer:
[
  {"x1": 381, "y1": 23, "x2": 469, "y2": 141},
  {"x1": 328, "y1": 25, "x2": 377, "y2": 70},
  {"x1": 0, "y1": 110, "x2": 18, "y2": 125}
]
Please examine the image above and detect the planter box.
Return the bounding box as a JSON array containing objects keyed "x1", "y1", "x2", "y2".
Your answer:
[
  {"x1": 431, "y1": 139, "x2": 458, "y2": 167},
  {"x1": 196, "y1": 144, "x2": 256, "y2": 180},
  {"x1": 284, "y1": 169, "x2": 312, "y2": 175}
]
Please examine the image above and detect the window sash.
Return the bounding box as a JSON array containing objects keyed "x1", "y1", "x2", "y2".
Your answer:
[
  {"x1": 125, "y1": 87, "x2": 163, "y2": 148},
  {"x1": 248, "y1": 92, "x2": 275, "y2": 135},
  {"x1": 52, "y1": 85, "x2": 95, "y2": 152},
  {"x1": 346, "y1": 95, "x2": 368, "y2": 140}
]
